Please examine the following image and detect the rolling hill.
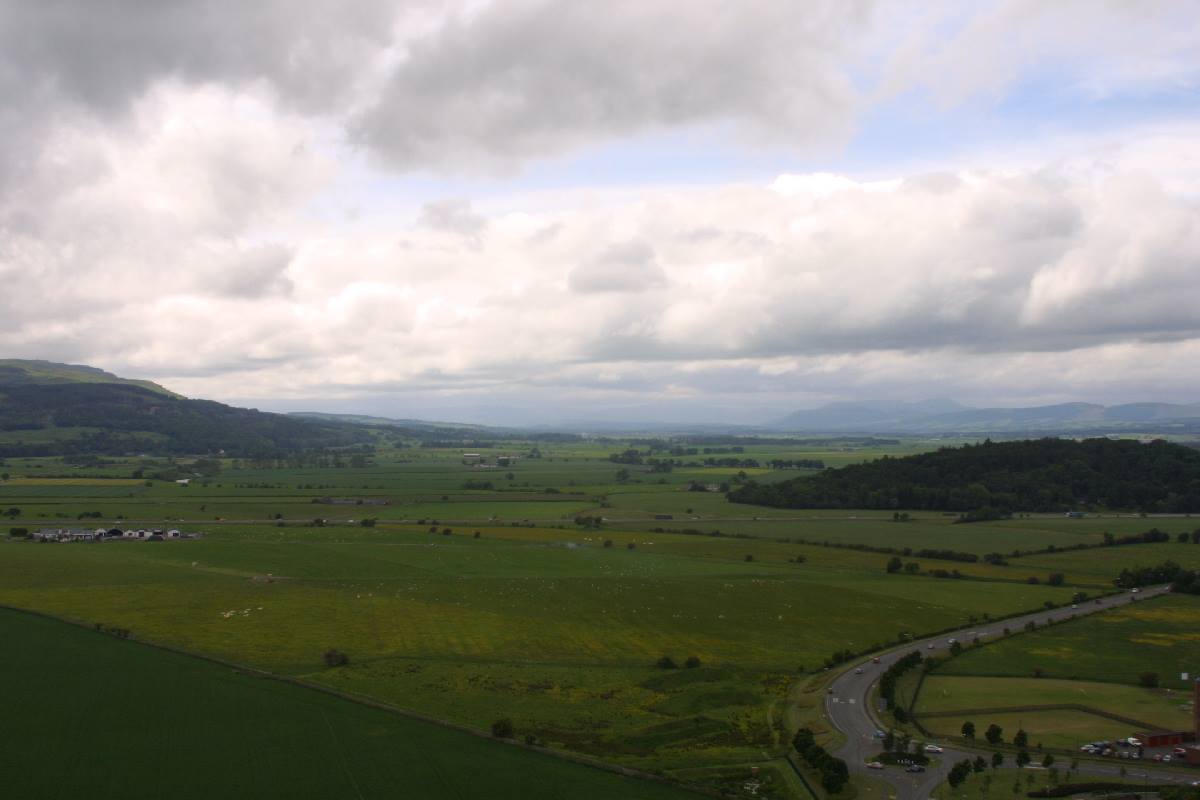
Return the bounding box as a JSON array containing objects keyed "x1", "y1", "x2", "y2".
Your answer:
[{"x1": 0, "y1": 359, "x2": 373, "y2": 457}]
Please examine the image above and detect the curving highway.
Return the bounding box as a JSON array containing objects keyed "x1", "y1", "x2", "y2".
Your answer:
[{"x1": 822, "y1": 585, "x2": 1190, "y2": 799}]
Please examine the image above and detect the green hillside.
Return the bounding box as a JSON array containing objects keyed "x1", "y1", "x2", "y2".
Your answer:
[
  {"x1": 0, "y1": 608, "x2": 694, "y2": 800},
  {"x1": 0, "y1": 359, "x2": 372, "y2": 457},
  {"x1": 0, "y1": 359, "x2": 179, "y2": 397},
  {"x1": 728, "y1": 437, "x2": 1200, "y2": 513}
]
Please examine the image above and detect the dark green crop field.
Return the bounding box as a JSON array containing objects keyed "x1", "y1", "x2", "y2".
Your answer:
[{"x1": 0, "y1": 608, "x2": 696, "y2": 800}]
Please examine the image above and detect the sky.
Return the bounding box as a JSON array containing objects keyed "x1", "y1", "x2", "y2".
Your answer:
[{"x1": 1, "y1": 0, "x2": 1199, "y2": 426}]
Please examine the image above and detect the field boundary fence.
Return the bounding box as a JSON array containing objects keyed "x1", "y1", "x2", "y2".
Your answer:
[{"x1": 914, "y1": 703, "x2": 1157, "y2": 730}]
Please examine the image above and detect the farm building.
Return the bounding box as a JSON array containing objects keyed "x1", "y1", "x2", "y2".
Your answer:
[
  {"x1": 31, "y1": 527, "x2": 189, "y2": 542},
  {"x1": 1137, "y1": 729, "x2": 1190, "y2": 748},
  {"x1": 175, "y1": 479, "x2": 190, "y2": 486},
  {"x1": 32, "y1": 528, "x2": 98, "y2": 542},
  {"x1": 462, "y1": 453, "x2": 482, "y2": 464}
]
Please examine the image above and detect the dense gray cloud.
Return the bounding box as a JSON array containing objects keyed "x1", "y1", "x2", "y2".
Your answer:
[
  {"x1": 352, "y1": 0, "x2": 866, "y2": 168},
  {"x1": 568, "y1": 240, "x2": 665, "y2": 294}
]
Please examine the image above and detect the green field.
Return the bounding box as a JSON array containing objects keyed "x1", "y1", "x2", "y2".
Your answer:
[
  {"x1": 937, "y1": 593, "x2": 1200, "y2": 690},
  {"x1": 0, "y1": 608, "x2": 696, "y2": 800},
  {"x1": 0, "y1": 523, "x2": 1077, "y2": 773},
  {"x1": 932, "y1": 768, "x2": 1159, "y2": 800},
  {"x1": 4, "y1": 437, "x2": 1194, "y2": 794},
  {"x1": 915, "y1": 676, "x2": 1193, "y2": 749}
]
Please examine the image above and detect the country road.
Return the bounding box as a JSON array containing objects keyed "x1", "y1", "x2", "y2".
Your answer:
[{"x1": 822, "y1": 584, "x2": 1193, "y2": 800}]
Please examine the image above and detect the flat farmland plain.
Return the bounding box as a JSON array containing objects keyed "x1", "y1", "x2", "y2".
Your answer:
[
  {"x1": 3, "y1": 436, "x2": 1191, "y2": 793},
  {"x1": 0, "y1": 608, "x2": 696, "y2": 800},
  {"x1": 0, "y1": 522, "x2": 1076, "y2": 772}
]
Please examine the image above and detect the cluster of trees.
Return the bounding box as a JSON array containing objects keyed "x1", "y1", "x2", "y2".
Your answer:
[
  {"x1": 946, "y1": 758, "x2": 985, "y2": 788},
  {"x1": 1103, "y1": 528, "x2": 1172, "y2": 546},
  {"x1": 791, "y1": 728, "x2": 849, "y2": 793},
  {"x1": 768, "y1": 459, "x2": 826, "y2": 470},
  {"x1": 728, "y1": 438, "x2": 1200, "y2": 512},
  {"x1": 954, "y1": 507, "x2": 1014, "y2": 524},
  {"x1": 879, "y1": 651, "x2": 922, "y2": 721},
  {"x1": 655, "y1": 655, "x2": 702, "y2": 669},
  {"x1": 1115, "y1": 560, "x2": 1200, "y2": 592}
]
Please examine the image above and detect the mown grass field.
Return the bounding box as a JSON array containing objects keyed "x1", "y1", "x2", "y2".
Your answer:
[
  {"x1": 915, "y1": 676, "x2": 1193, "y2": 749},
  {"x1": 0, "y1": 608, "x2": 697, "y2": 800},
  {"x1": 932, "y1": 769, "x2": 1157, "y2": 800},
  {"x1": 936, "y1": 594, "x2": 1200, "y2": 690}
]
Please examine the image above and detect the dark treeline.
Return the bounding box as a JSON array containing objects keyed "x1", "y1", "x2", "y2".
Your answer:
[
  {"x1": 791, "y1": 728, "x2": 849, "y2": 793},
  {"x1": 1116, "y1": 560, "x2": 1200, "y2": 594},
  {"x1": 879, "y1": 650, "x2": 923, "y2": 722},
  {"x1": 728, "y1": 437, "x2": 1200, "y2": 513}
]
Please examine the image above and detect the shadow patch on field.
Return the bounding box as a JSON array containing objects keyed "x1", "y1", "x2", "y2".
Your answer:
[{"x1": 640, "y1": 666, "x2": 731, "y2": 691}]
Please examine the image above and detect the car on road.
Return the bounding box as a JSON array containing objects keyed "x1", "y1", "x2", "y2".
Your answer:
[
  {"x1": 867, "y1": 761, "x2": 884, "y2": 770},
  {"x1": 855, "y1": 667, "x2": 864, "y2": 674},
  {"x1": 872, "y1": 657, "x2": 881, "y2": 663},
  {"x1": 924, "y1": 744, "x2": 943, "y2": 753},
  {"x1": 906, "y1": 765, "x2": 926, "y2": 773},
  {"x1": 1071, "y1": 604, "x2": 1078, "y2": 608},
  {"x1": 874, "y1": 730, "x2": 887, "y2": 739},
  {"x1": 1131, "y1": 587, "x2": 1140, "y2": 593},
  {"x1": 827, "y1": 687, "x2": 835, "y2": 694},
  {"x1": 1174, "y1": 747, "x2": 1187, "y2": 756},
  {"x1": 927, "y1": 643, "x2": 935, "y2": 649}
]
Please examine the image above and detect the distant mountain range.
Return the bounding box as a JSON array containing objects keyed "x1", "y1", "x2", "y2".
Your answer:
[
  {"x1": 3, "y1": 359, "x2": 1199, "y2": 450},
  {"x1": 773, "y1": 399, "x2": 1200, "y2": 434}
]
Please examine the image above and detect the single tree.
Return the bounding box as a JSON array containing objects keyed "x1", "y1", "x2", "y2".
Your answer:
[
  {"x1": 886, "y1": 556, "x2": 903, "y2": 573},
  {"x1": 985, "y1": 723, "x2": 1003, "y2": 744},
  {"x1": 992, "y1": 752, "x2": 1004, "y2": 769},
  {"x1": 962, "y1": 721, "x2": 976, "y2": 739},
  {"x1": 1013, "y1": 729, "x2": 1028, "y2": 748},
  {"x1": 491, "y1": 718, "x2": 515, "y2": 738},
  {"x1": 1015, "y1": 750, "x2": 1031, "y2": 768}
]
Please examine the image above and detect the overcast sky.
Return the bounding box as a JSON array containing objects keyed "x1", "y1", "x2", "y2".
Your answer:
[{"x1": 2, "y1": 1, "x2": 1198, "y2": 426}]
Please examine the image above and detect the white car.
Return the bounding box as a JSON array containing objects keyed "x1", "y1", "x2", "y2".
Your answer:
[
  {"x1": 867, "y1": 761, "x2": 884, "y2": 770},
  {"x1": 855, "y1": 667, "x2": 864, "y2": 674},
  {"x1": 924, "y1": 744, "x2": 944, "y2": 753}
]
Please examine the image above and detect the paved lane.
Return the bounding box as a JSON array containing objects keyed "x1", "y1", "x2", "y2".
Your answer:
[{"x1": 822, "y1": 585, "x2": 1178, "y2": 799}]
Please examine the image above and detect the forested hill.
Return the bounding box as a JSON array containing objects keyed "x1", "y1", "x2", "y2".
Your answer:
[
  {"x1": 0, "y1": 360, "x2": 372, "y2": 457},
  {"x1": 727, "y1": 437, "x2": 1200, "y2": 513}
]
